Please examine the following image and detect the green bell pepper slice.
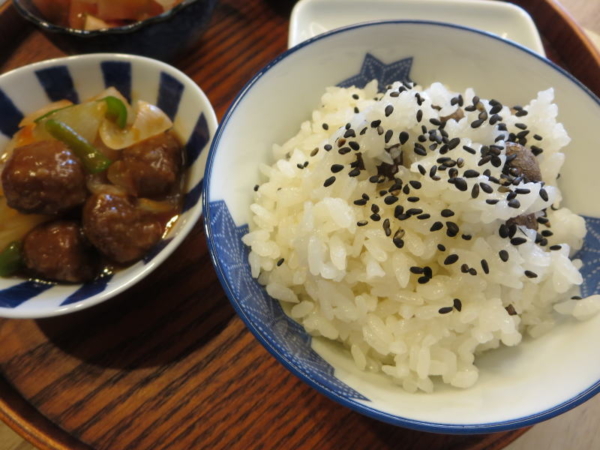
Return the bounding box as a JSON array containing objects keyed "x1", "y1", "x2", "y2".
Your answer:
[
  {"x1": 0, "y1": 241, "x2": 23, "y2": 277},
  {"x1": 45, "y1": 119, "x2": 112, "y2": 174}
]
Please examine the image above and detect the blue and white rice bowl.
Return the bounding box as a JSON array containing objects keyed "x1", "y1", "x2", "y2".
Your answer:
[
  {"x1": 204, "y1": 21, "x2": 600, "y2": 432},
  {"x1": 0, "y1": 54, "x2": 217, "y2": 318}
]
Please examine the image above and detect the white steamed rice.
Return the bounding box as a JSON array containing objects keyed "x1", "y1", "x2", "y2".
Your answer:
[{"x1": 243, "y1": 81, "x2": 600, "y2": 392}]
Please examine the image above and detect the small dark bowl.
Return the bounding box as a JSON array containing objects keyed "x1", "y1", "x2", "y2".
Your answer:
[{"x1": 13, "y1": 0, "x2": 218, "y2": 62}]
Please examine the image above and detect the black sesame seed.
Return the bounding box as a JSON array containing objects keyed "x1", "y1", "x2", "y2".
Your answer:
[
  {"x1": 499, "y1": 224, "x2": 509, "y2": 238},
  {"x1": 437, "y1": 244, "x2": 446, "y2": 251},
  {"x1": 352, "y1": 93, "x2": 359, "y2": 100},
  {"x1": 394, "y1": 205, "x2": 404, "y2": 217},
  {"x1": 393, "y1": 238, "x2": 405, "y2": 248},
  {"x1": 441, "y1": 209, "x2": 455, "y2": 217},
  {"x1": 331, "y1": 164, "x2": 344, "y2": 173},
  {"x1": 383, "y1": 218, "x2": 391, "y2": 236},
  {"x1": 409, "y1": 181, "x2": 422, "y2": 189},
  {"x1": 453, "y1": 298, "x2": 463, "y2": 311},
  {"x1": 430, "y1": 222, "x2": 443, "y2": 232},
  {"x1": 499, "y1": 250, "x2": 509, "y2": 262},
  {"x1": 460, "y1": 264, "x2": 469, "y2": 273},
  {"x1": 324, "y1": 176, "x2": 336, "y2": 187},
  {"x1": 277, "y1": 258, "x2": 285, "y2": 267},
  {"x1": 417, "y1": 214, "x2": 431, "y2": 220},
  {"x1": 571, "y1": 296, "x2": 582, "y2": 300},
  {"x1": 446, "y1": 222, "x2": 459, "y2": 237},
  {"x1": 418, "y1": 276, "x2": 430, "y2": 284},
  {"x1": 515, "y1": 122, "x2": 528, "y2": 130},
  {"x1": 353, "y1": 199, "x2": 367, "y2": 206},
  {"x1": 549, "y1": 245, "x2": 562, "y2": 251},
  {"x1": 454, "y1": 178, "x2": 468, "y2": 192},
  {"x1": 533, "y1": 134, "x2": 543, "y2": 141},
  {"x1": 384, "y1": 195, "x2": 399, "y2": 205},
  {"x1": 385, "y1": 105, "x2": 394, "y2": 117},
  {"x1": 508, "y1": 199, "x2": 521, "y2": 209},
  {"x1": 414, "y1": 146, "x2": 427, "y2": 156},
  {"x1": 348, "y1": 168, "x2": 361, "y2": 177},
  {"x1": 417, "y1": 164, "x2": 426, "y2": 176},
  {"x1": 471, "y1": 183, "x2": 480, "y2": 199},
  {"x1": 447, "y1": 137, "x2": 461, "y2": 150},
  {"x1": 406, "y1": 208, "x2": 423, "y2": 215},
  {"x1": 371, "y1": 120, "x2": 382, "y2": 128},
  {"x1": 468, "y1": 268, "x2": 478, "y2": 276},
  {"x1": 370, "y1": 213, "x2": 381, "y2": 221},
  {"x1": 464, "y1": 169, "x2": 480, "y2": 178},
  {"x1": 339, "y1": 147, "x2": 351, "y2": 155},
  {"x1": 430, "y1": 165, "x2": 438, "y2": 178},
  {"x1": 357, "y1": 220, "x2": 368, "y2": 227},
  {"x1": 539, "y1": 188, "x2": 549, "y2": 202},
  {"x1": 322, "y1": 123, "x2": 329, "y2": 131},
  {"x1": 480, "y1": 183, "x2": 493, "y2": 194},
  {"x1": 416, "y1": 110, "x2": 423, "y2": 122},
  {"x1": 510, "y1": 237, "x2": 527, "y2": 246},
  {"x1": 369, "y1": 175, "x2": 379, "y2": 183},
  {"x1": 424, "y1": 267, "x2": 433, "y2": 278},
  {"x1": 349, "y1": 141, "x2": 360, "y2": 151},
  {"x1": 478, "y1": 155, "x2": 492, "y2": 167},
  {"x1": 297, "y1": 163, "x2": 304, "y2": 169},
  {"x1": 515, "y1": 109, "x2": 528, "y2": 117},
  {"x1": 379, "y1": 189, "x2": 388, "y2": 196},
  {"x1": 481, "y1": 259, "x2": 490, "y2": 274},
  {"x1": 444, "y1": 254, "x2": 459, "y2": 265},
  {"x1": 371, "y1": 204, "x2": 380, "y2": 214},
  {"x1": 430, "y1": 118, "x2": 442, "y2": 126},
  {"x1": 524, "y1": 270, "x2": 538, "y2": 279},
  {"x1": 407, "y1": 197, "x2": 420, "y2": 203},
  {"x1": 310, "y1": 148, "x2": 319, "y2": 157},
  {"x1": 541, "y1": 230, "x2": 554, "y2": 237},
  {"x1": 531, "y1": 146, "x2": 544, "y2": 156},
  {"x1": 253, "y1": 184, "x2": 259, "y2": 192},
  {"x1": 515, "y1": 188, "x2": 530, "y2": 194},
  {"x1": 439, "y1": 306, "x2": 453, "y2": 314},
  {"x1": 471, "y1": 119, "x2": 484, "y2": 128},
  {"x1": 384, "y1": 130, "x2": 394, "y2": 144},
  {"x1": 463, "y1": 145, "x2": 476, "y2": 155},
  {"x1": 324, "y1": 144, "x2": 332, "y2": 151},
  {"x1": 399, "y1": 131, "x2": 410, "y2": 144},
  {"x1": 486, "y1": 199, "x2": 500, "y2": 205},
  {"x1": 344, "y1": 129, "x2": 356, "y2": 139}
]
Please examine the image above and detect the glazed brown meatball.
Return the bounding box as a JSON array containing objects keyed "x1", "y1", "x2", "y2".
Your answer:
[
  {"x1": 83, "y1": 193, "x2": 163, "y2": 264},
  {"x1": 23, "y1": 221, "x2": 98, "y2": 283},
  {"x1": 107, "y1": 132, "x2": 182, "y2": 198},
  {"x1": 1, "y1": 140, "x2": 87, "y2": 215}
]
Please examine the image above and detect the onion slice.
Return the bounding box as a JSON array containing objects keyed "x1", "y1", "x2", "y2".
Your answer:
[{"x1": 99, "y1": 100, "x2": 173, "y2": 150}]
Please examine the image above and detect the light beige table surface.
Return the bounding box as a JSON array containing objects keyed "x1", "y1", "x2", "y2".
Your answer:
[{"x1": 0, "y1": 0, "x2": 599, "y2": 449}]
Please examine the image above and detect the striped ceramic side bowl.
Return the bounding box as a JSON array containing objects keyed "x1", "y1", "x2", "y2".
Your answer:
[{"x1": 0, "y1": 54, "x2": 217, "y2": 318}]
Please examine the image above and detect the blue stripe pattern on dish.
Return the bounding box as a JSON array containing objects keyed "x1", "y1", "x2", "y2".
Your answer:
[
  {"x1": 0, "y1": 89, "x2": 24, "y2": 138},
  {"x1": 35, "y1": 66, "x2": 80, "y2": 103},
  {"x1": 101, "y1": 61, "x2": 132, "y2": 103},
  {"x1": 0, "y1": 281, "x2": 54, "y2": 308},
  {"x1": 183, "y1": 180, "x2": 203, "y2": 213},
  {"x1": 157, "y1": 72, "x2": 184, "y2": 121},
  {"x1": 208, "y1": 200, "x2": 368, "y2": 401},
  {"x1": 60, "y1": 274, "x2": 114, "y2": 306},
  {"x1": 185, "y1": 113, "x2": 210, "y2": 168}
]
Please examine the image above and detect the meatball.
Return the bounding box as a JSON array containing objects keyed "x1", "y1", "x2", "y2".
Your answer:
[
  {"x1": 505, "y1": 142, "x2": 542, "y2": 182},
  {"x1": 1, "y1": 140, "x2": 87, "y2": 215},
  {"x1": 23, "y1": 221, "x2": 98, "y2": 283},
  {"x1": 107, "y1": 132, "x2": 182, "y2": 198},
  {"x1": 83, "y1": 193, "x2": 163, "y2": 264}
]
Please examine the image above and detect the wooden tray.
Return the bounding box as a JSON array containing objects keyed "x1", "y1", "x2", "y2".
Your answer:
[{"x1": 0, "y1": 1, "x2": 598, "y2": 449}]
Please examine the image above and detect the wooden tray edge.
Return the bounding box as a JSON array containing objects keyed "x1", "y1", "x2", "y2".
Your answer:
[{"x1": 0, "y1": 375, "x2": 92, "y2": 450}]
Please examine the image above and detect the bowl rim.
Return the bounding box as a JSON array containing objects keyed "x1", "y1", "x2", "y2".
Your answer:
[
  {"x1": 12, "y1": 0, "x2": 206, "y2": 36},
  {"x1": 203, "y1": 19, "x2": 600, "y2": 433},
  {"x1": 0, "y1": 52, "x2": 217, "y2": 319}
]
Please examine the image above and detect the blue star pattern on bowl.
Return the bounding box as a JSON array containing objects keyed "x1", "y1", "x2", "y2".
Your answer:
[
  {"x1": 577, "y1": 216, "x2": 600, "y2": 298},
  {"x1": 337, "y1": 53, "x2": 413, "y2": 90},
  {"x1": 0, "y1": 60, "x2": 210, "y2": 309}
]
